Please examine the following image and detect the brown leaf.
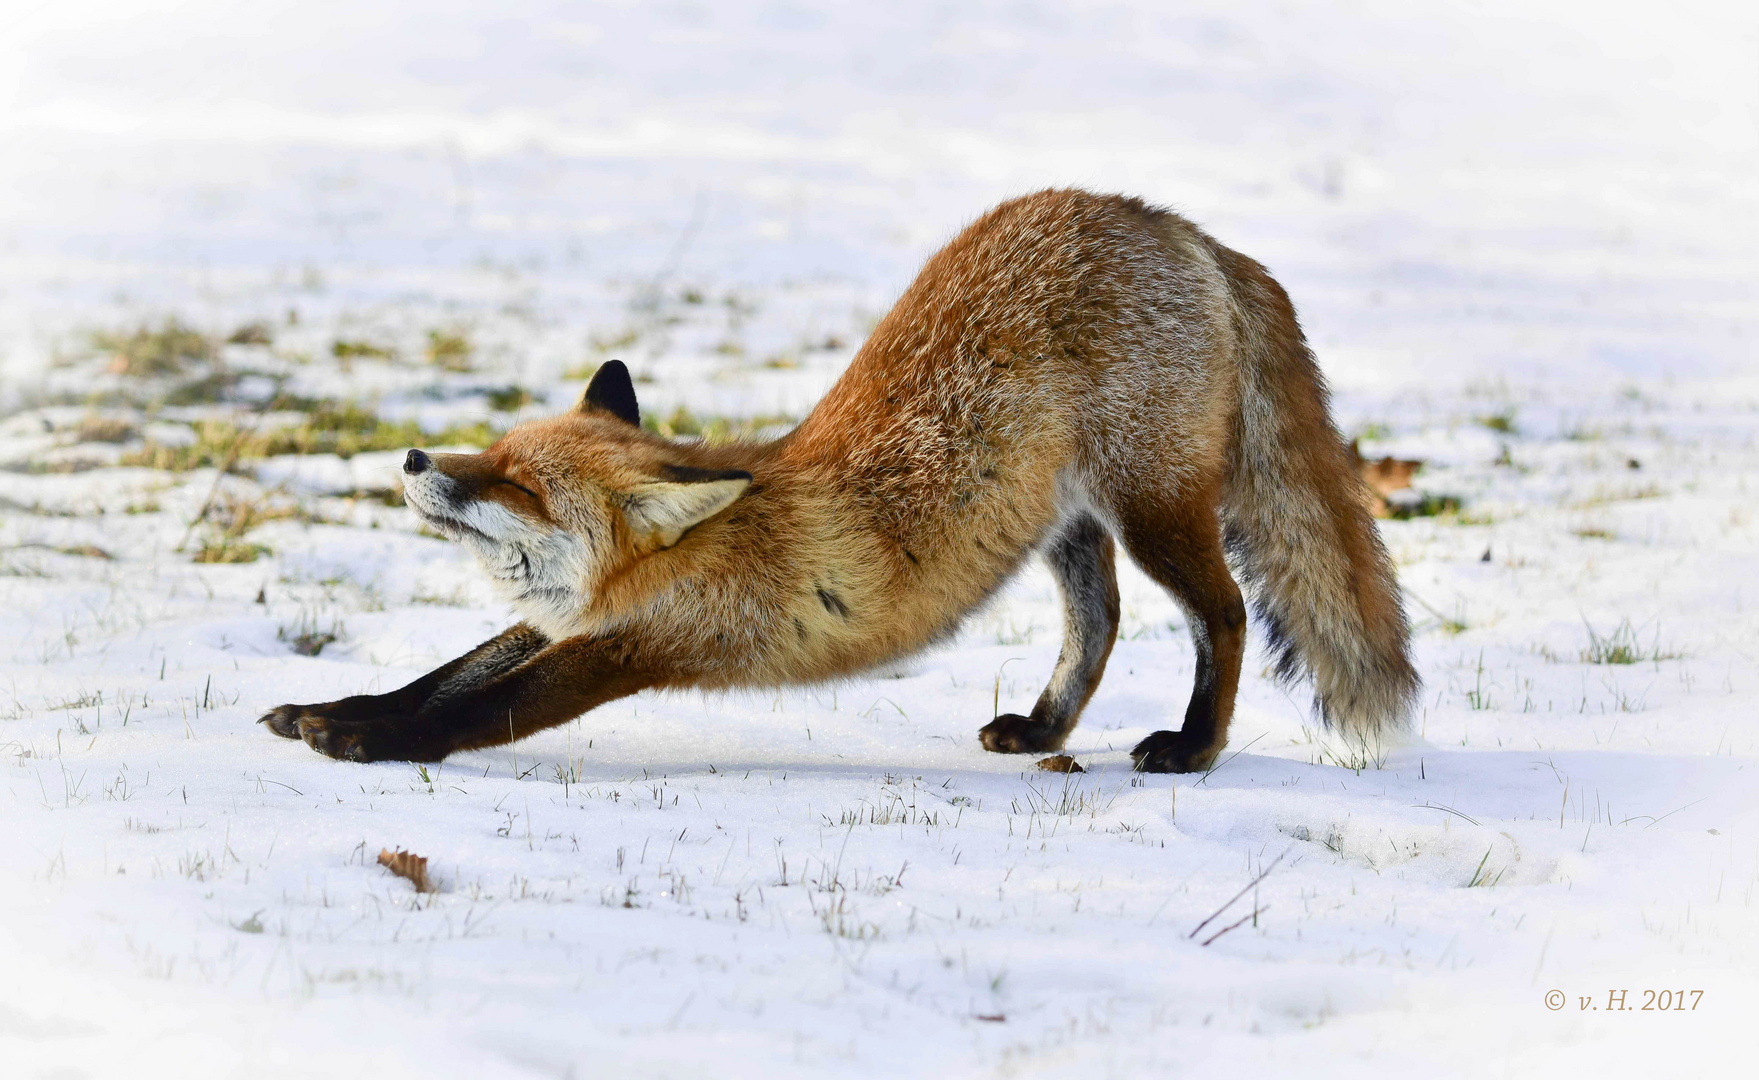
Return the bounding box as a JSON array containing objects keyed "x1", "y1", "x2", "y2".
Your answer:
[
  {"x1": 1034, "y1": 754, "x2": 1085, "y2": 773},
  {"x1": 377, "y1": 848, "x2": 435, "y2": 893}
]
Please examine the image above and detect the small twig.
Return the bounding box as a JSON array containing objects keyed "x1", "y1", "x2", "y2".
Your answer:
[
  {"x1": 1200, "y1": 905, "x2": 1269, "y2": 947},
  {"x1": 1188, "y1": 846, "x2": 1290, "y2": 940}
]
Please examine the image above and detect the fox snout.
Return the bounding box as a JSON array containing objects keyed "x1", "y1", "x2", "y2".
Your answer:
[
  {"x1": 399, "y1": 449, "x2": 465, "y2": 519},
  {"x1": 399, "y1": 448, "x2": 547, "y2": 543}
]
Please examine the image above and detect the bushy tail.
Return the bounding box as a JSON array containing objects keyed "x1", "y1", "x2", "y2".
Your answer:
[{"x1": 1209, "y1": 242, "x2": 1419, "y2": 741}]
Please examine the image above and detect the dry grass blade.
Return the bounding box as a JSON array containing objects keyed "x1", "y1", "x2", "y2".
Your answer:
[
  {"x1": 377, "y1": 848, "x2": 436, "y2": 893},
  {"x1": 1188, "y1": 846, "x2": 1289, "y2": 940},
  {"x1": 1200, "y1": 905, "x2": 1270, "y2": 947}
]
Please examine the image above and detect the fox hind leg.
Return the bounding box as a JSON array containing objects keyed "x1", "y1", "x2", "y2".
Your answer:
[
  {"x1": 1115, "y1": 490, "x2": 1247, "y2": 774},
  {"x1": 979, "y1": 513, "x2": 1119, "y2": 754}
]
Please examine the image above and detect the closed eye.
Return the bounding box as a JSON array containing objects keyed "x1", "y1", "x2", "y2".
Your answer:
[{"x1": 495, "y1": 478, "x2": 541, "y2": 501}]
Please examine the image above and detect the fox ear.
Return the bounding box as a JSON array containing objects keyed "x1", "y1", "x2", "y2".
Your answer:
[
  {"x1": 623, "y1": 467, "x2": 752, "y2": 549},
  {"x1": 581, "y1": 360, "x2": 640, "y2": 426}
]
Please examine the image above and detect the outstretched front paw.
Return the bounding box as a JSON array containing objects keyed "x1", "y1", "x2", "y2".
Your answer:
[
  {"x1": 291, "y1": 714, "x2": 434, "y2": 763},
  {"x1": 1130, "y1": 729, "x2": 1221, "y2": 773},
  {"x1": 258, "y1": 703, "x2": 322, "y2": 739},
  {"x1": 978, "y1": 713, "x2": 1066, "y2": 754}
]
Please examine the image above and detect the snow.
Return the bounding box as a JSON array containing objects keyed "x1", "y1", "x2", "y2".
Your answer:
[{"x1": 1, "y1": 2, "x2": 1756, "y2": 1077}]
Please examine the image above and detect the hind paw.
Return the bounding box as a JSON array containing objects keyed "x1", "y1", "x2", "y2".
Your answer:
[{"x1": 1130, "y1": 729, "x2": 1222, "y2": 773}]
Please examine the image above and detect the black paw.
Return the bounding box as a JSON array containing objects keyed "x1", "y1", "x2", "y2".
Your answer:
[
  {"x1": 293, "y1": 715, "x2": 421, "y2": 763},
  {"x1": 279, "y1": 714, "x2": 436, "y2": 763},
  {"x1": 258, "y1": 703, "x2": 320, "y2": 739},
  {"x1": 1130, "y1": 729, "x2": 1222, "y2": 773},
  {"x1": 979, "y1": 713, "x2": 1066, "y2": 754}
]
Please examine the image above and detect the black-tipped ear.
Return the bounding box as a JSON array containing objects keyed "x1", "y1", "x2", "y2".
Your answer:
[{"x1": 582, "y1": 360, "x2": 640, "y2": 426}]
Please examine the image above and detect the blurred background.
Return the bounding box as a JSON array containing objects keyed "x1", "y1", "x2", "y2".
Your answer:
[{"x1": 1, "y1": 0, "x2": 1754, "y2": 411}]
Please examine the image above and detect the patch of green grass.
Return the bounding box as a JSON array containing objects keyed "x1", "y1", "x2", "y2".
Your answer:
[
  {"x1": 211, "y1": 489, "x2": 298, "y2": 537},
  {"x1": 188, "y1": 489, "x2": 299, "y2": 564},
  {"x1": 193, "y1": 540, "x2": 269, "y2": 564},
  {"x1": 1466, "y1": 846, "x2": 1506, "y2": 888},
  {"x1": 278, "y1": 612, "x2": 344, "y2": 656},
  {"x1": 122, "y1": 401, "x2": 498, "y2": 471},
  {"x1": 589, "y1": 326, "x2": 641, "y2": 353},
  {"x1": 1318, "y1": 736, "x2": 1390, "y2": 773},
  {"x1": 1386, "y1": 492, "x2": 1464, "y2": 520},
  {"x1": 1465, "y1": 650, "x2": 1494, "y2": 710},
  {"x1": 426, "y1": 329, "x2": 473, "y2": 372},
  {"x1": 1580, "y1": 619, "x2": 1682, "y2": 665},
  {"x1": 332, "y1": 339, "x2": 395, "y2": 361},
  {"x1": 92, "y1": 320, "x2": 215, "y2": 376},
  {"x1": 227, "y1": 322, "x2": 274, "y2": 346},
  {"x1": 162, "y1": 372, "x2": 244, "y2": 405},
  {"x1": 485, "y1": 385, "x2": 533, "y2": 412},
  {"x1": 76, "y1": 417, "x2": 138, "y2": 444},
  {"x1": 643, "y1": 405, "x2": 795, "y2": 443},
  {"x1": 1476, "y1": 409, "x2": 1518, "y2": 435}
]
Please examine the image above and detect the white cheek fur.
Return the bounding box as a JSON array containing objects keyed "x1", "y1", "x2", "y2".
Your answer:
[{"x1": 404, "y1": 473, "x2": 601, "y2": 639}]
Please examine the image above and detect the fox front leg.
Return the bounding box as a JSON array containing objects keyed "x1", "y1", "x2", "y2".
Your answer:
[
  {"x1": 259, "y1": 623, "x2": 550, "y2": 745},
  {"x1": 286, "y1": 633, "x2": 659, "y2": 763}
]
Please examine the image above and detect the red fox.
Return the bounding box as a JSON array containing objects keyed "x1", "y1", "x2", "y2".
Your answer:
[{"x1": 261, "y1": 189, "x2": 1418, "y2": 771}]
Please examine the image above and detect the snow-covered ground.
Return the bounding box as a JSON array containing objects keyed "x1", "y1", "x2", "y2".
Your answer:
[{"x1": 2, "y1": 2, "x2": 1756, "y2": 1077}]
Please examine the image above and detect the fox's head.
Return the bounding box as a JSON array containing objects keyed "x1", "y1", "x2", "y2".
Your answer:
[{"x1": 399, "y1": 361, "x2": 751, "y2": 637}]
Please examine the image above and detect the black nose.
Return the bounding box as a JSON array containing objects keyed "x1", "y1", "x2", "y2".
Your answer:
[{"x1": 404, "y1": 449, "x2": 430, "y2": 475}]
